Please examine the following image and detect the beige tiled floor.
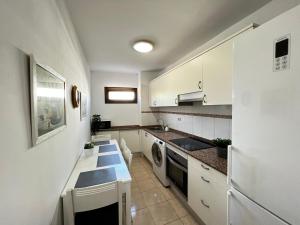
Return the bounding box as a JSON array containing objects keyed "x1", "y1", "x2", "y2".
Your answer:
[{"x1": 130, "y1": 156, "x2": 200, "y2": 225}]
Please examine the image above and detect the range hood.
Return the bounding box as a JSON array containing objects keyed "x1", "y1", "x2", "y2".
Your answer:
[{"x1": 178, "y1": 91, "x2": 205, "y2": 102}]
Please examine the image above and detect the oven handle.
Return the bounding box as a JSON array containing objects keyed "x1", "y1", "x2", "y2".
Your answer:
[{"x1": 167, "y1": 156, "x2": 187, "y2": 173}]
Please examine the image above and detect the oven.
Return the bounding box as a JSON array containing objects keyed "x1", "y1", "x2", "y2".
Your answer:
[{"x1": 166, "y1": 145, "x2": 188, "y2": 198}]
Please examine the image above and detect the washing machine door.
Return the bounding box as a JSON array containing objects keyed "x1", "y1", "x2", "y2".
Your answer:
[{"x1": 152, "y1": 142, "x2": 162, "y2": 167}]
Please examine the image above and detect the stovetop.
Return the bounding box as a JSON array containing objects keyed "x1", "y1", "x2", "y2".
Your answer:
[{"x1": 170, "y1": 137, "x2": 214, "y2": 151}]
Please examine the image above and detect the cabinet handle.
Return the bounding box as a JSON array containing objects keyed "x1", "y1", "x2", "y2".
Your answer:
[
  {"x1": 201, "y1": 176, "x2": 210, "y2": 183},
  {"x1": 201, "y1": 200, "x2": 210, "y2": 208},
  {"x1": 203, "y1": 94, "x2": 207, "y2": 104},
  {"x1": 201, "y1": 164, "x2": 210, "y2": 170},
  {"x1": 198, "y1": 80, "x2": 202, "y2": 90}
]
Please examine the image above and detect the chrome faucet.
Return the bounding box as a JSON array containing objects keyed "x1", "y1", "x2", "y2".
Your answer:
[{"x1": 158, "y1": 119, "x2": 165, "y2": 131}]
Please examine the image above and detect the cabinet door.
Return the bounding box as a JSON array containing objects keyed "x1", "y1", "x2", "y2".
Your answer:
[
  {"x1": 96, "y1": 131, "x2": 120, "y2": 143},
  {"x1": 149, "y1": 77, "x2": 161, "y2": 107},
  {"x1": 140, "y1": 130, "x2": 145, "y2": 152},
  {"x1": 161, "y1": 72, "x2": 178, "y2": 106},
  {"x1": 202, "y1": 39, "x2": 233, "y2": 105},
  {"x1": 175, "y1": 56, "x2": 203, "y2": 94},
  {"x1": 141, "y1": 131, "x2": 153, "y2": 163},
  {"x1": 149, "y1": 74, "x2": 178, "y2": 107},
  {"x1": 119, "y1": 130, "x2": 140, "y2": 153}
]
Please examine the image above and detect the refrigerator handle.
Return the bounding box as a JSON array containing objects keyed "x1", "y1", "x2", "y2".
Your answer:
[
  {"x1": 227, "y1": 145, "x2": 233, "y2": 186},
  {"x1": 227, "y1": 190, "x2": 232, "y2": 225}
]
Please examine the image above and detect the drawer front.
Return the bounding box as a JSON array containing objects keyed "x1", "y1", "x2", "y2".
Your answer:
[
  {"x1": 188, "y1": 156, "x2": 227, "y2": 225},
  {"x1": 188, "y1": 170, "x2": 212, "y2": 225},
  {"x1": 189, "y1": 156, "x2": 227, "y2": 186}
]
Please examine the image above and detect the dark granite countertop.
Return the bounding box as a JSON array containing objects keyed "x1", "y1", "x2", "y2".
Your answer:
[
  {"x1": 97, "y1": 124, "x2": 227, "y2": 175},
  {"x1": 97, "y1": 125, "x2": 141, "y2": 131},
  {"x1": 144, "y1": 128, "x2": 227, "y2": 175}
]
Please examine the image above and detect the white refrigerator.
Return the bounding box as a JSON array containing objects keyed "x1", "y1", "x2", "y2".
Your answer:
[{"x1": 228, "y1": 4, "x2": 300, "y2": 225}]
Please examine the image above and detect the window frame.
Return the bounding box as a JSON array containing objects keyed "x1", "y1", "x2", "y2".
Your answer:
[{"x1": 104, "y1": 87, "x2": 138, "y2": 104}]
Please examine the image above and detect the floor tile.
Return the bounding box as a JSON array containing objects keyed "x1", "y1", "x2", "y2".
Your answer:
[
  {"x1": 152, "y1": 176, "x2": 165, "y2": 188},
  {"x1": 132, "y1": 208, "x2": 156, "y2": 225},
  {"x1": 133, "y1": 171, "x2": 151, "y2": 182},
  {"x1": 148, "y1": 201, "x2": 178, "y2": 225},
  {"x1": 138, "y1": 178, "x2": 156, "y2": 192},
  {"x1": 130, "y1": 157, "x2": 199, "y2": 225},
  {"x1": 131, "y1": 180, "x2": 139, "y2": 187},
  {"x1": 158, "y1": 186, "x2": 176, "y2": 200},
  {"x1": 131, "y1": 193, "x2": 147, "y2": 211},
  {"x1": 180, "y1": 215, "x2": 200, "y2": 225},
  {"x1": 166, "y1": 220, "x2": 183, "y2": 225},
  {"x1": 168, "y1": 198, "x2": 188, "y2": 218},
  {"x1": 142, "y1": 187, "x2": 166, "y2": 206},
  {"x1": 132, "y1": 186, "x2": 141, "y2": 196}
]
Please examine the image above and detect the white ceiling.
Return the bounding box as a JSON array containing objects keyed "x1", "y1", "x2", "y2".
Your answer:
[{"x1": 65, "y1": 0, "x2": 271, "y2": 73}]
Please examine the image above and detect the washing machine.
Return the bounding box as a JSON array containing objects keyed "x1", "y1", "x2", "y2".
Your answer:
[{"x1": 151, "y1": 138, "x2": 169, "y2": 187}]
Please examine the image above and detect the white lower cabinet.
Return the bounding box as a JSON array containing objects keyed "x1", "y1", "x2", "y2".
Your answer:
[
  {"x1": 188, "y1": 156, "x2": 227, "y2": 225},
  {"x1": 140, "y1": 130, "x2": 154, "y2": 163},
  {"x1": 119, "y1": 130, "x2": 140, "y2": 153},
  {"x1": 96, "y1": 131, "x2": 120, "y2": 143}
]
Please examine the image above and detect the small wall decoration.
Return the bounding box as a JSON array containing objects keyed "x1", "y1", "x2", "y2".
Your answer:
[
  {"x1": 80, "y1": 92, "x2": 87, "y2": 120},
  {"x1": 71, "y1": 85, "x2": 80, "y2": 108},
  {"x1": 30, "y1": 55, "x2": 66, "y2": 145}
]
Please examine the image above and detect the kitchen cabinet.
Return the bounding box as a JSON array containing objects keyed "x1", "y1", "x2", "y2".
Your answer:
[
  {"x1": 149, "y1": 40, "x2": 233, "y2": 107},
  {"x1": 149, "y1": 37, "x2": 239, "y2": 107},
  {"x1": 149, "y1": 76, "x2": 162, "y2": 107},
  {"x1": 140, "y1": 130, "x2": 154, "y2": 163},
  {"x1": 149, "y1": 73, "x2": 178, "y2": 107},
  {"x1": 119, "y1": 130, "x2": 140, "y2": 153},
  {"x1": 202, "y1": 39, "x2": 233, "y2": 105},
  {"x1": 188, "y1": 156, "x2": 227, "y2": 225},
  {"x1": 173, "y1": 55, "x2": 203, "y2": 94},
  {"x1": 95, "y1": 131, "x2": 120, "y2": 143}
]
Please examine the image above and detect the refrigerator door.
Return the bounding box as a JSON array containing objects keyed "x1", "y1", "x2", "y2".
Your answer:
[
  {"x1": 228, "y1": 188, "x2": 289, "y2": 225},
  {"x1": 231, "y1": 5, "x2": 300, "y2": 225}
]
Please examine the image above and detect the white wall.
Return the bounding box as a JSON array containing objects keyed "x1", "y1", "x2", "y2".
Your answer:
[
  {"x1": 91, "y1": 71, "x2": 140, "y2": 126},
  {"x1": 139, "y1": 71, "x2": 160, "y2": 126},
  {"x1": 0, "y1": 0, "x2": 91, "y2": 225}
]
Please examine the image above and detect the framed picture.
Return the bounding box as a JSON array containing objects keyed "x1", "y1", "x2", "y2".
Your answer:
[
  {"x1": 80, "y1": 92, "x2": 87, "y2": 120},
  {"x1": 30, "y1": 55, "x2": 66, "y2": 145}
]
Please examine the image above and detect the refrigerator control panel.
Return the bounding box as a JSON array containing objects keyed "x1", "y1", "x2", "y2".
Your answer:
[{"x1": 273, "y1": 35, "x2": 290, "y2": 72}]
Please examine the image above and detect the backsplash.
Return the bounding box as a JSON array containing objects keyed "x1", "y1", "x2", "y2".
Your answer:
[{"x1": 157, "y1": 103, "x2": 232, "y2": 140}]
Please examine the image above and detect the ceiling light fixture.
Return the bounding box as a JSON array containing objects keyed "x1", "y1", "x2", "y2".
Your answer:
[{"x1": 132, "y1": 40, "x2": 154, "y2": 53}]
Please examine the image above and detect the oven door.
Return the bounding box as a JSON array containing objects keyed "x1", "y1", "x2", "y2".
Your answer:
[{"x1": 166, "y1": 154, "x2": 188, "y2": 198}]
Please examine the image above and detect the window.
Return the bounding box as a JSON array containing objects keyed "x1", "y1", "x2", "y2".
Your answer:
[{"x1": 104, "y1": 87, "x2": 137, "y2": 104}]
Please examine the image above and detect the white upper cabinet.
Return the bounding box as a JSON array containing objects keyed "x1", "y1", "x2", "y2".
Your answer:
[
  {"x1": 174, "y1": 55, "x2": 203, "y2": 94},
  {"x1": 202, "y1": 39, "x2": 233, "y2": 105},
  {"x1": 149, "y1": 72, "x2": 178, "y2": 107},
  {"x1": 149, "y1": 34, "x2": 243, "y2": 107},
  {"x1": 149, "y1": 76, "x2": 162, "y2": 107}
]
